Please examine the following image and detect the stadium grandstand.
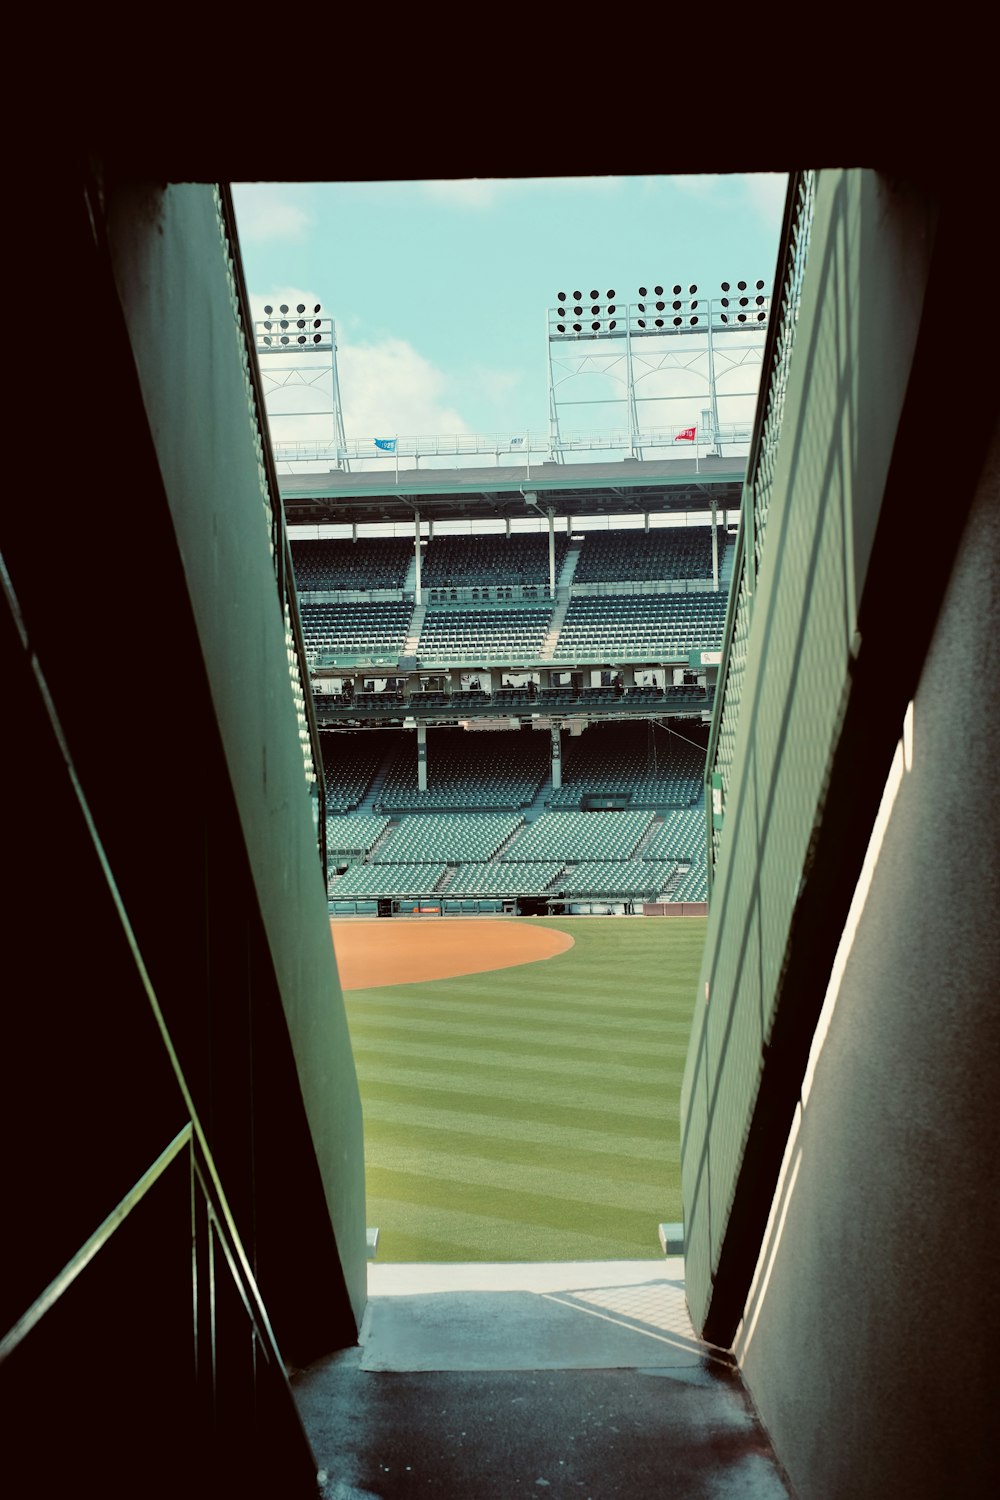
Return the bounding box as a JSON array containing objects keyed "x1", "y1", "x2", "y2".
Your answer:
[
  {"x1": 6, "y1": 145, "x2": 996, "y2": 1500},
  {"x1": 289, "y1": 509, "x2": 732, "y2": 915}
]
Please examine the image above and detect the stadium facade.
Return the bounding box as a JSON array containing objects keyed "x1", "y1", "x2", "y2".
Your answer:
[{"x1": 3, "y1": 162, "x2": 996, "y2": 1500}]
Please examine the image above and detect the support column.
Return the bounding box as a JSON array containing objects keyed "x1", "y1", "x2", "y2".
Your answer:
[
  {"x1": 351, "y1": 522, "x2": 357, "y2": 544},
  {"x1": 644, "y1": 511, "x2": 650, "y2": 533},
  {"x1": 414, "y1": 511, "x2": 422, "y2": 604},
  {"x1": 416, "y1": 722, "x2": 427, "y2": 792},
  {"x1": 711, "y1": 492, "x2": 719, "y2": 592},
  {"x1": 548, "y1": 509, "x2": 556, "y2": 597},
  {"x1": 550, "y1": 725, "x2": 562, "y2": 790}
]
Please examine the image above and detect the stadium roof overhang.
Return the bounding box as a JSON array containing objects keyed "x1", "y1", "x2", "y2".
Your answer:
[{"x1": 281, "y1": 455, "x2": 744, "y2": 526}]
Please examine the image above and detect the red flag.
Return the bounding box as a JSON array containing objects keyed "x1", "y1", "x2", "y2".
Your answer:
[{"x1": 675, "y1": 426, "x2": 697, "y2": 442}]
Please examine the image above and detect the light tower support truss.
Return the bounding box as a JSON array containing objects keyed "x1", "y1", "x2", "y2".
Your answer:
[
  {"x1": 546, "y1": 281, "x2": 771, "y2": 461},
  {"x1": 253, "y1": 304, "x2": 350, "y2": 470}
]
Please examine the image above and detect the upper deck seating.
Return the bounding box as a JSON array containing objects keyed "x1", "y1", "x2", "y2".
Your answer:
[
  {"x1": 553, "y1": 593, "x2": 727, "y2": 660},
  {"x1": 300, "y1": 601, "x2": 412, "y2": 659},
  {"x1": 574, "y1": 526, "x2": 724, "y2": 583},
  {"x1": 422, "y1": 533, "x2": 569, "y2": 587},
  {"x1": 290, "y1": 537, "x2": 412, "y2": 592},
  {"x1": 417, "y1": 606, "x2": 552, "y2": 662}
]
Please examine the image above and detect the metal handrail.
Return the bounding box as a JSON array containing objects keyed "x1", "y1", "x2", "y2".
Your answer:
[
  {"x1": 0, "y1": 557, "x2": 301, "y2": 1405},
  {"x1": 0, "y1": 1124, "x2": 193, "y2": 1363}
]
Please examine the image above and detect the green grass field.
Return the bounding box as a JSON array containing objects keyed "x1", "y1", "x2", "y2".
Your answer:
[{"x1": 343, "y1": 916, "x2": 706, "y2": 1262}]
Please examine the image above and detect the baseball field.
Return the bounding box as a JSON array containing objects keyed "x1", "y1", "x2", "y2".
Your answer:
[{"x1": 333, "y1": 915, "x2": 706, "y2": 1262}]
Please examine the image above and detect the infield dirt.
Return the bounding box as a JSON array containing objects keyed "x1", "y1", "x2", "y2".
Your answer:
[{"x1": 330, "y1": 917, "x2": 574, "y2": 991}]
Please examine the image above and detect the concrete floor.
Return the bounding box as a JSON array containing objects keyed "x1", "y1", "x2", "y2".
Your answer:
[{"x1": 292, "y1": 1261, "x2": 794, "y2": 1498}]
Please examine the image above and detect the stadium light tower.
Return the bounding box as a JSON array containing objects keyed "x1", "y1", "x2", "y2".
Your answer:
[
  {"x1": 546, "y1": 281, "x2": 771, "y2": 461},
  {"x1": 253, "y1": 302, "x2": 350, "y2": 470}
]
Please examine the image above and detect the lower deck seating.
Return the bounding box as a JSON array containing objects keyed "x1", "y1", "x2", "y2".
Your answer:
[
  {"x1": 330, "y1": 863, "x2": 447, "y2": 898},
  {"x1": 669, "y1": 864, "x2": 709, "y2": 902},
  {"x1": 378, "y1": 727, "x2": 550, "y2": 810},
  {"x1": 558, "y1": 860, "x2": 677, "y2": 899},
  {"x1": 320, "y1": 730, "x2": 385, "y2": 811},
  {"x1": 446, "y1": 862, "x2": 564, "y2": 897},
  {"x1": 320, "y1": 723, "x2": 709, "y2": 904},
  {"x1": 549, "y1": 721, "x2": 707, "y2": 809},
  {"x1": 374, "y1": 814, "x2": 523, "y2": 864},
  {"x1": 503, "y1": 810, "x2": 653, "y2": 863},
  {"x1": 326, "y1": 813, "x2": 390, "y2": 856},
  {"x1": 644, "y1": 808, "x2": 706, "y2": 860}
]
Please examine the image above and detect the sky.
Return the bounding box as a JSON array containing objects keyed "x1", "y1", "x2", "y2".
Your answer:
[{"x1": 232, "y1": 175, "x2": 787, "y2": 461}]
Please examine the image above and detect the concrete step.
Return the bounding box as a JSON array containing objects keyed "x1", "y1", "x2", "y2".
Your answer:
[{"x1": 292, "y1": 1262, "x2": 793, "y2": 1499}]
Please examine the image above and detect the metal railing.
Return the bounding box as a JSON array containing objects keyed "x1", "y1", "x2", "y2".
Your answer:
[
  {"x1": 0, "y1": 556, "x2": 316, "y2": 1479},
  {"x1": 270, "y1": 422, "x2": 757, "y2": 469}
]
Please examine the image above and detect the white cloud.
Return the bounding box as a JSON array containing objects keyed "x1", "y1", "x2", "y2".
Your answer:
[
  {"x1": 420, "y1": 176, "x2": 621, "y2": 209},
  {"x1": 466, "y1": 364, "x2": 523, "y2": 402},
  {"x1": 232, "y1": 185, "x2": 312, "y2": 242},
  {"x1": 338, "y1": 338, "x2": 470, "y2": 438},
  {"x1": 743, "y1": 173, "x2": 789, "y2": 229},
  {"x1": 247, "y1": 292, "x2": 473, "y2": 448}
]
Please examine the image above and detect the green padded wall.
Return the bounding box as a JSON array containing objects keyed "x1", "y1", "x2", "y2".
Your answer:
[{"x1": 681, "y1": 170, "x2": 940, "y2": 1335}]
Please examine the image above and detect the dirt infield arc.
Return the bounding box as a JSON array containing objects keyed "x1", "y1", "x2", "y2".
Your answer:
[{"x1": 330, "y1": 917, "x2": 574, "y2": 991}]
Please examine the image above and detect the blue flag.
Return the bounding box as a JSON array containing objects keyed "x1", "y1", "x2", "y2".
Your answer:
[{"x1": 374, "y1": 437, "x2": 397, "y2": 453}]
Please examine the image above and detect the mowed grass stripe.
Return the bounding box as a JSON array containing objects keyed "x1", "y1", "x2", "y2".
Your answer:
[
  {"x1": 360, "y1": 1077, "x2": 679, "y2": 1139},
  {"x1": 353, "y1": 991, "x2": 688, "y2": 1035},
  {"x1": 348, "y1": 1011, "x2": 693, "y2": 1058},
  {"x1": 364, "y1": 1140, "x2": 668, "y2": 1215},
  {"x1": 368, "y1": 1165, "x2": 659, "y2": 1244},
  {"x1": 345, "y1": 916, "x2": 705, "y2": 1261},
  {"x1": 366, "y1": 1193, "x2": 665, "y2": 1264},
  {"x1": 349, "y1": 1035, "x2": 687, "y2": 1084},
  {"x1": 360, "y1": 1096, "x2": 675, "y2": 1165},
  {"x1": 357, "y1": 1065, "x2": 671, "y2": 1123},
  {"x1": 362, "y1": 1116, "x2": 679, "y2": 1182}
]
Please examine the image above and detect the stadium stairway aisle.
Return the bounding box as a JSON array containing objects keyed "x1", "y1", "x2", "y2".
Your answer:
[{"x1": 292, "y1": 1261, "x2": 793, "y2": 1497}]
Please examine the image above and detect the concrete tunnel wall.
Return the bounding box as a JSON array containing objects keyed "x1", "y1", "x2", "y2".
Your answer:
[
  {"x1": 733, "y1": 432, "x2": 999, "y2": 1497},
  {"x1": 104, "y1": 181, "x2": 367, "y2": 1331}
]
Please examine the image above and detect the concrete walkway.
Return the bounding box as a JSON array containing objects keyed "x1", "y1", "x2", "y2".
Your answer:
[{"x1": 293, "y1": 1261, "x2": 793, "y2": 1498}]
